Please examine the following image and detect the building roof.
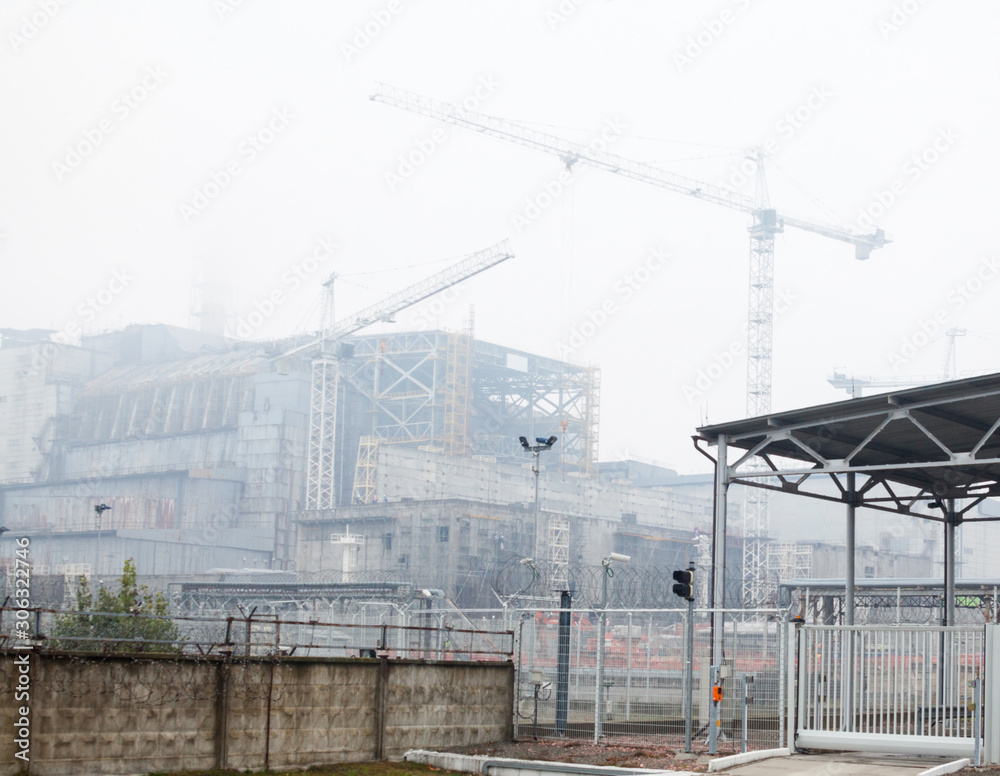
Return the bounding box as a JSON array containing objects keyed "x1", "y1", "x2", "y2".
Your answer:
[
  {"x1": 84, "y1": 345, "x2": 274, "y2": 393},
  {"x1": 696, "y1": 372, "x2": 1000, "y2": 519}
]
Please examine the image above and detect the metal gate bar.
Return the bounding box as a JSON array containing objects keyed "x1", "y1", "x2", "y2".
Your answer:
[{"x1": 796, "y1": 624, "x2": 983, "y2": 758}]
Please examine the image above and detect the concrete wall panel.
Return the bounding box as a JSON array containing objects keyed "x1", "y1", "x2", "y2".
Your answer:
[{"x1": 0, "y1": 652, "x2": 512, "y2": 776}]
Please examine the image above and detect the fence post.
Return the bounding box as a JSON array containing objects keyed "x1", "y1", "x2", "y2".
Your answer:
[
  {"x1": 778, "y1": 613, "x2": 786, "y2": 749},
  {"x1": 575, "y1": 617, "x2": 582, "y2": 696},
  {"x1": 214, "y1": 660, "x2": 230, "y2": 769},
  {"x1": 645, "y1": 615, "x2": 652, "y2": 704},
  {"x1": 985, "y1": 624, "x2": 1000, "y2": 764},
  {"x1": 974, "y1": 676, "x2": 981, "y2": 767},
  {"x1": 792, "y1": 620, "x2": 803, "y2": 753},
  {"x1": 556, "y1": 591, "x2": 572, "y2": 735},
  {"x1": 514, "y1": 612, "x2": 526, "y2": 740},
  {"x1": 626, "y1": 611, "x2": 632, "y2": 721},
  {"x1": 594, "y1": 610, "x2": 606, "y2": 742},
  {"x1": 683, "y1": 600, "x2": 694, "y2": 753},
  {"x1": 708, "y1": 664, "x2": 720, "y2": 755},
  {"x1": 741, "y1": 674, "x2": 752, "y2": 753}
]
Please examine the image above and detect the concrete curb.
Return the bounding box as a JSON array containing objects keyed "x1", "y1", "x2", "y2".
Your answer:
[
  {"x1": 406, "y1": 750, "x2": 484, "y2": 773},
  {"x1": 403, "y1": 750, "x2": 692, "y2": 776},
  {"x1": 403, "y1": 749, "x2": 482, "y2": 773},
  {"x1": 916, "y1": 759, "x2": 971, "y2": 776},
  {"x1": 706, "y1": 748, "x2": 791, "y2": 772}
]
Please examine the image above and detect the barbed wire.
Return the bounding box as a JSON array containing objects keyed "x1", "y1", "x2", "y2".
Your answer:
[{"x1": 491, "y1": 557, "x2": 695, "y2": 608}]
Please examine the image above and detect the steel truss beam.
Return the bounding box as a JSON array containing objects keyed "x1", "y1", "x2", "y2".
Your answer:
[{"x1": 711, "y1": 392, "x2": 1000, "y2": 519}]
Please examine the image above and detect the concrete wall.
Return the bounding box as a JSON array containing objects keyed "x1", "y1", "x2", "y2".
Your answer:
[{"x1": 0, "y1": 651, "x2": 513, "y2": 775}]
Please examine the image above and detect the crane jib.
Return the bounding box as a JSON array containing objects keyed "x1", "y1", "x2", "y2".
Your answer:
[{"x1": 372, "y1": 83, "x2": 890, "y2": 252}]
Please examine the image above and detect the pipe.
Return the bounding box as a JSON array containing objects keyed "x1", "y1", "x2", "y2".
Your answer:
[
  {"x1": 711, "y1": 435, "x2": 728, "y2": 667},
  {"x1": 844, "y1": 472, "x2": 856, "y2": 732}
]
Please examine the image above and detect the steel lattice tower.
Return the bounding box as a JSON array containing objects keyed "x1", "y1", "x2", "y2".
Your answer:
[
  {"x1": 742, "y1": 153, "x2": 781, "y2": 607},
  {"x1": 306, "y1": 356, "x2": 339, "y2": 510}
]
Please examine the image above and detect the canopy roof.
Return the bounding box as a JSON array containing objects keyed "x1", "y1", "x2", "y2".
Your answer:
[{"x1": 697, "y1": 372, "x2": 1000, "y2": 520}]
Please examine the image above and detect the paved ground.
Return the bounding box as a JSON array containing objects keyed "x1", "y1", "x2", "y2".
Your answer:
[{"x1": 728, "y1": 752, "x2": 957, "y2": 775}]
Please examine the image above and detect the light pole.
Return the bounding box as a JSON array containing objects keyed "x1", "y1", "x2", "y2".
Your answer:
[
  {"x1": 94, "y1": 504, "x2": 111, "y2": 584},
  {"x1": 519, "y1": 435, "x2": 557, "y2": 568},
  {"x1": 595, "y1": 552, "x2": 630, "y2": 742}
]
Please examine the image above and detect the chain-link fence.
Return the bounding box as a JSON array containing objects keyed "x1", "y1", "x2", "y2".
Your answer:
[
  {"x1": 511, "y1": 604, "x2": 790, "y2": 753},
  {"x1": 0, "y1": 606, "x2": 513, "y2": 661}
]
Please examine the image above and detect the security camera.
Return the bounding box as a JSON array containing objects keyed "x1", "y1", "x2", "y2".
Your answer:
[
  {"x1": 519, "y1": 557, "x2": 535, "y2": 566},
  {"x1": 607, "y1": 552, "x2": 631, "y2": 563}
]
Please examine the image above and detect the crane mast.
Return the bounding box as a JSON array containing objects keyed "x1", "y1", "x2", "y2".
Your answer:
[
  {"x1": 372, "y1": 83, "x2": 890, "y2": 606},
  {"x1": 303, "y1": 239, "x2": 514, "y2": 511},
  {"x1": 743, "y1": 149, "x2": 778, "y2": 607}
]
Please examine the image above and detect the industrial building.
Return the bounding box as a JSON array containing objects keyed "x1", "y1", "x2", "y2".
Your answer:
[
  {"x1": 6, "y1": 314, "x2": 986, "y2": 609},
  {"x1": 0, "y1": 321, "x2": 720, "y2": 604}
]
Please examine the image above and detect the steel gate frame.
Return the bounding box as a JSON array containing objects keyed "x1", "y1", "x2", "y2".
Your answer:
[{"x1": 793, "y1": 622, "x2": 994, "y2": 760}]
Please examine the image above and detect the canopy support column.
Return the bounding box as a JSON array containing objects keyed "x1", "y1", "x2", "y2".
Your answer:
[
  {"x1": 844, "y1": 472, "x2": 856, "y2": 732},
  {"x1": 846, "y1": 472, "x2": 856, "y2": 626},
  {"x1": 945, "y1": 499, "x2": 957, "y2": 626},
  {"x1": 711, "y1": 435, "x2": 729, "y2": 666}
]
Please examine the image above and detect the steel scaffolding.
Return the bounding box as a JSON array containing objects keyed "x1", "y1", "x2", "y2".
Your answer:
[{"x1": 334, "y1": 332, "x2": 601, "y2": 504}]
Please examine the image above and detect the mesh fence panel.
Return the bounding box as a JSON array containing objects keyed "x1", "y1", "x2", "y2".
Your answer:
[{"x1": 513, "y1": 606, "x2": 788, "y2": 753}]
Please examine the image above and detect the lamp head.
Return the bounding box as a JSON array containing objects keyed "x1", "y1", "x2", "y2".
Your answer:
[{"x1": 519, "y1": 436, "x2": 529, "y2": 449}]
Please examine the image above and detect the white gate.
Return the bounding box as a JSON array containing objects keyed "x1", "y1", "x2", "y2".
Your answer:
[{"x1": 795, "y1": 624, "x2": 984, "y2": 758}]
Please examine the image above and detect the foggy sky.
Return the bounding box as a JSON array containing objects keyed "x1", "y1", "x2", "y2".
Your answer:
[{"x1": 3, "y1": 0, "x2": 999, "y2": 473}]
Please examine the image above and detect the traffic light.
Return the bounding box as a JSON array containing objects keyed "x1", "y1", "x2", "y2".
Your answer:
[{"x1": 672, "y1": 568, "x2": 694, "y2": 601}]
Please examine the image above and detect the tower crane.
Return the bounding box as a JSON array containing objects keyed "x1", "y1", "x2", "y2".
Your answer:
[
  {"x1": 829, "y1": 327, "x2": 974, "y2": 398},
  {"x1": 286, "y1": 239, "x2": 515, "y2": 511},
  {"x1": 371, "y1": 83, "x2": 891, "y2": 607}
]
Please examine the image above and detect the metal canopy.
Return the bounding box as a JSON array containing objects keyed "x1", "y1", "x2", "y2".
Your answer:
[
  {"x1": 693, "y1": 372, "x2": 1000, "y2": 651},
  {"x1": 696, "y1": 371, "x2": 1000, "y2": 521}
]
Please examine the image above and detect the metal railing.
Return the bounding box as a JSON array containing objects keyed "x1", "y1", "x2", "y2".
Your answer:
[{"x1": 0, "y1": 606, "x2": 514, "y2": 661}]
